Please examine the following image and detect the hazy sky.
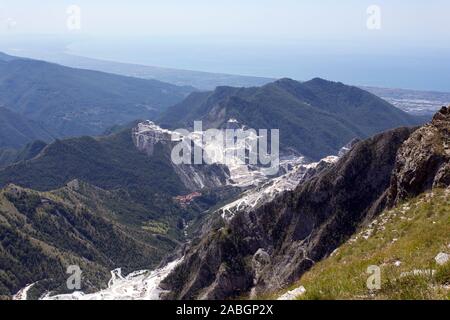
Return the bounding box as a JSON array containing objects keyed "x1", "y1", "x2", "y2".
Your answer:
[
  {"x1": 1, "y1": 1, "x2": 450, "y2": 91},
  {"x1": 0, "y1": 0, "x2": 449, "y2": 43}
]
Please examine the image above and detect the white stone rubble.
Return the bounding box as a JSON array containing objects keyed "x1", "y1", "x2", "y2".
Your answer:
[
  {"x1": 40, "y1": 258, "x2": 183, "y2": 300},
  {"x1": 277, "y1": 286, "x2": 306, "y2": 300}
]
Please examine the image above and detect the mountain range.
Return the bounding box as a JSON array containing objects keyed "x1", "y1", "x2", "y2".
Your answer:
[
  {"x1": 0, "y1": 51, "x2": 447, "y2": 300},
  {"x1": 0, "y1": 121, "x2": 241, "y2": 297},
  {"x1": 0, "y1": 52, "x2": 425, "y2": 166},
  {"x1": 159, "y1": 77, "x2": 423, "y2": 160},
  {"x1": 9, "y1": 50, "x2": 446, "y2": 117},
  {"x1": 160, "y1": 107, "x2": 450, "y2": 299},
  {"x1": 0, "y1": 52, "x2": 193, "y2": 140},
  {"x1": 29, "y1": 107, "x2": 448, "y2": 301},
  {"x1": 2, "y1": 51, "x2": 274, "y2": 90}
]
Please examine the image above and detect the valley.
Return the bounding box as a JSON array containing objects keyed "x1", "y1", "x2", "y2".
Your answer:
[
  {"x1": 21, "y1": 107, "x2": 448, "y2": 301},
  {"x1": 0, "y1": 52, "x2": 448, "y2": 301}
]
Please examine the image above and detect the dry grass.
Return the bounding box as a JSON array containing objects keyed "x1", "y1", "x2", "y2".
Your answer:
[{"x1": 272, "y1": 188, "x2": 450, "y2": 300}]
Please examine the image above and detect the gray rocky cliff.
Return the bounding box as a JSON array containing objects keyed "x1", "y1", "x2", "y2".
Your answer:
[
  {"x1": 132, "y1": 121, "x2": 230, "y2": 191},
  {"x1": 387, "y1": 106, "x2": 450, "y2": 206},
  {"x1": 160, "y1": 108, "x2": 449, "y2": 300},
  {"x1": 161, "y1": 127, "x2": 416, "y2": 299}
]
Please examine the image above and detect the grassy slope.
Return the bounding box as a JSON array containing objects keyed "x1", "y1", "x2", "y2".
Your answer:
[{"x1": 274, "y1": 188, "x2": 450, "y2": 300}]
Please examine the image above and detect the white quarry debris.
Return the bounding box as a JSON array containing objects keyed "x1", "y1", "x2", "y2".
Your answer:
[
  {"x1": 277, "y1": 286, "x2": 306, "y2": 300},
  {"x1": 220, "y1": 155, "x2": 339, "y2": 221},
  {"x1": 133, "y1": 120, "x2": 347, "y2": 190},
  {"x1": 134, "y1": 120, "x2": 174, "y2": 137},
  {"x1": 133, "y1": 121, "x2": 173, "y2": 156},
  {"x1": 133, "y1": 120, "x2": 299, "y2": 188},
  {"x1": 435, "y1": 252, "x2": 449, "y2": 266},
  {"x1": 12, "y1": 282, "x2": 37, "y2": 300},
  {"x1": 362, "y1": 229, "x2": 373, "y2": 240},
  {"x1": 133, "y1": 121, "x2": 230, "y2": 189},
  {"x1": 320, "y1": 155, "x2": 340, "y2": 163},
  {"x1": 40, "y1": 258, "x2": 183, "y2": 300}
]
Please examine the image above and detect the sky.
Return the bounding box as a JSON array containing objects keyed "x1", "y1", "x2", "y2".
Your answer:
[
  {"x1": 0, "y1": 0, "x2": 449, "y2": 42},
  {"x1": 1, "y1": 1, "x2": 449, "y2": 91}
]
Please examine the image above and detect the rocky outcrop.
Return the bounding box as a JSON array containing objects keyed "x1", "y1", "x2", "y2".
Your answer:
[
  {"x1": 133, "y1": 121, "x2": 173, "y2": 156},
  {"x1": 161, "y1": 108, "x2": 450, "y2": 300},
  {"x1": 161, "y1": 126, "x2": 416, "y2": 299},
  {"x1": 133, "y1": 121, "x2": 230, "y2": 191},
  {"x1": 387, "y1": 106, "x2": 450, "y2": 206}
]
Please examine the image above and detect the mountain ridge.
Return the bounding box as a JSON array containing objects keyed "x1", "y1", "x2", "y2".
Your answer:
[
  {"x1": 0, "y1": 52, "x2": 194, "y2": 139},
  {"x1": 159, "y1": 78, "x2": 423, "y2": 160},
  {"x1": 0, "y1": 107, "x2": 53, "y2": 149}
]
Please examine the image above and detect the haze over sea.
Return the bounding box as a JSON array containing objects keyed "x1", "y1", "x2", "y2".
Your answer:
[
  {"x1": 65, "y1": 36, "x2": 450, "y2": 92},
  {"x1": 2, "y1": 1, "x2": 449, "y2": 91}
]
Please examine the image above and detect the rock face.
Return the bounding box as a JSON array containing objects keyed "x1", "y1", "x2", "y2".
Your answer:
[
  {"x1": 133, "y1": 121, "x2": 173, "y2": 156},
  {"x1": 161, "y1": 126, "x2": 416, "y2": 299},
  {"x1": 132, "y1": 121, "x2": 230, "y2": 191},
  {"x1": 219, "y1": 155, "x2": 339, "y2": 222},
  {"x1": 161, "y1": 107, "x2": 450, "y2": 300},
  {"x1": 387, "y1": 106, "x2": 450, "y2": 206}
]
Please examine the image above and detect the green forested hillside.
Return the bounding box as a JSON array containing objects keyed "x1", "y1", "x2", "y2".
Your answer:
[
  {"x1": 0, "y1": 129, "x2": 186, "y2": 213},
  {"x1": 0, "y1": 141, "x2": 48, "y2": 169},
  {"x1": 0, "y1": 108, "x2": 53, "y2": 149},
  {"x1": 0, "y1": 134, "x2": 240, "y2": 299},
  {"x1": 0, "y1": 53, "x2": 194, "y2": 138},
  {"x1": 0, "y1": 183, "x2": 178, "y2": 299},
  {"x1": 159, "y1": 78, "x2": 423, "y2": 160}
]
